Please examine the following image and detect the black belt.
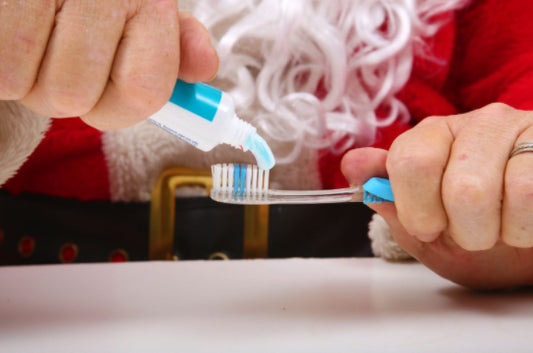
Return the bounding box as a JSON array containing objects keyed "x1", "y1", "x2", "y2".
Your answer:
[{"x1": 0, "y1": 189, "x2": 373, "y2": 265}]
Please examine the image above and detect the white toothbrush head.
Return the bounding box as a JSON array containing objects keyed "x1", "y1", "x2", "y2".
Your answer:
[
  {"x1": 210, "y1": 163, "x2": 394, "y2": 205},
  {"x1": 211, "y1": 163, "x2": 270, "y2": 201}
]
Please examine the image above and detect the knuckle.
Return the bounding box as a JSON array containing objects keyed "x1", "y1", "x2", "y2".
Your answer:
[
  {"x1": 477, "y1": 102, "x2": 514, "y2": 119},
  {"x1": 483, "y1": 102, "x2": 512, "y2": 112},
  {"x1": 400, "y1": 209, "x2": 446, "y2": 238},
  {"x1": 119, "y1": 74, "x2": 173, "y2": 117},
  {"x1": 44, "y1": 85, "x2": 98, "y2": 117},
  {"x1": 505, "y1": 174, "x2": 533, "y2": 205},
  {"x1": 444, "y1": 175, "x2": 493, "y2": 208},
  {"x1": 416, "y1": 115, "x2": 443, "y2": 127},
  {"x1": 387, "y1": 144, "x2": 442, "y2": 179},
  {"x1": 460, "y1": 103, "x2": 516, "y2": 129},
  {"x1": 444, "y1": 175, "x2": 500, "y2": 251},
  {"x1": 0, "y1": 2, "x2": 54, "y2": 99},
  {"x1": 0, "y1": 72, "x2": 33, "y2": 100}
]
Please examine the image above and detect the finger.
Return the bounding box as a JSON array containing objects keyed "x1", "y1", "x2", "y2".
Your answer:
[
  {"x1": 0, "y1": 1, "x2": 54, "y2": 99},
  {"x1": 341, "y1": 148, "x2": 425, "y2": 259},
  {"x1": 21, "y1": 0, "x2": 127, "y2": 118},
  {"x1": 502, "y1": 124, "x2": 533, "y2": 247},
  {"x1": 442, "y1": 103, "x2": 526, "y2": 250},
  {"x1": 82, "y1": 0, "x2": 181, "y2": 130},
  {"x1": 340, "y1": 147, "x2": 388, "y2": 186},
  {"x1": 177, "y1": 12, "x2": 219, "y2": 83},
  {"x1": 340, "y1": 147, "x2": 392, "y2": 214},
  {"x1": 386, "y1": 116, "x2": 452, "y2": 242}
]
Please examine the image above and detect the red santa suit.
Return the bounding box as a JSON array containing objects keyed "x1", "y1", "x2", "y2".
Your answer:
[{"x1": 1, "y1": 0, "x2": 532, "y2": 262}]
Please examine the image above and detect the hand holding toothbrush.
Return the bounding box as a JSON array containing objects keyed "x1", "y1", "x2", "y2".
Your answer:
[
  {"x1": 0, "y1": 0, "x2": 219, "y2": 130},
  {"x1": 342, "y1": 103, "x2": 533, "y2": 290}
]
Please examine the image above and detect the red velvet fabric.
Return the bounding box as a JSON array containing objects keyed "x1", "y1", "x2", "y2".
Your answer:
[{"x1": 4, "y1": 118, "x2": 110, "y2": 200}]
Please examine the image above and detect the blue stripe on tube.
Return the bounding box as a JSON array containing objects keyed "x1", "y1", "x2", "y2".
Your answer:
[{"x1": 169, "y1": 80, "x2": 222, "y2": 122}]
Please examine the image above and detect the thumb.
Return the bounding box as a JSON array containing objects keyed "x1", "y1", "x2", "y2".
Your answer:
[
  {"x1": 341, "y1": 147, "x2": 421, "y2": 257},
  {"x1": 340, "y1": 147, "x2": 388, "y2": 185},
  {"x1": 177, "y1": 12, "x2": 219, "y2": 83},
  {"x1": 340, "y1": 146, "x2": 396, "y2": 217}
]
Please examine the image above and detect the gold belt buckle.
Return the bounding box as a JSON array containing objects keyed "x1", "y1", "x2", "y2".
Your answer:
[{"x1": 149, "y1": 167, "x2": 269, "y2": 260}]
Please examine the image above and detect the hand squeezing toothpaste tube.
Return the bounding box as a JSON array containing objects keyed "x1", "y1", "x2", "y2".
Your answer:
[{"x1": 147, "y1": 80, "x2": 276, "y2": 170}]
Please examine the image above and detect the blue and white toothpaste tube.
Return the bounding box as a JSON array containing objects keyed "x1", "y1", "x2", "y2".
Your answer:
[{"x1": 148, "y1": 80, "x2": 275, "y2": 170}]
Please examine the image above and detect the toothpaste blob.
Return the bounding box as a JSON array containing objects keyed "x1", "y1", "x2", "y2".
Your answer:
[
  {"x1": 148, "y1": 80, "x2": 276, "y2": 170},
  {"x1": 244, "y1": 132, "x2": 275, "y2": 170}
]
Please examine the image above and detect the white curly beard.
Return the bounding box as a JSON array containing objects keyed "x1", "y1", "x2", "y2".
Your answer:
[{"x1": 104, "y1": 0, "x2": 467, "y2": 202}]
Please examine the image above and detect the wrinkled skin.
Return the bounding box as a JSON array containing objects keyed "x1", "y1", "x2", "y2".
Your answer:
[
  {"x1": 0, "y1": 0, "x2": 219, "y2": 129},
  {"x1": 342, "y1": 103, "x2": 533, "y2": 290}
]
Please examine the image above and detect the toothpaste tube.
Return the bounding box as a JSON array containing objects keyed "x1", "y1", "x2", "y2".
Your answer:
[{"x1": 148, "y1": 80, "x2": 275, "y2": 170}]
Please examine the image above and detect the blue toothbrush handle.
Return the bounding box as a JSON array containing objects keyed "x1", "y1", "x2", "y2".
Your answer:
[{"x1": 362, "y1": 177, "x2": 394, "y2": 204}]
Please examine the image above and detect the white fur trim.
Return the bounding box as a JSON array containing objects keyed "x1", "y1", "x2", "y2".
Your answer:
[
  {"x1": 0, "y1": 101, "x2": 50, "y2": 186},
  {"x1": 368, "y1": 213, "x2": 412, "y2": 261}
]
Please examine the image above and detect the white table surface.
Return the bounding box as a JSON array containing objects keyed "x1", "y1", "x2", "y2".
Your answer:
[{"x1": 1, "y1": 258, "x2": 532, "y2": 352}]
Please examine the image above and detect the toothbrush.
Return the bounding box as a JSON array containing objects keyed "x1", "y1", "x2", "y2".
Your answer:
[{"x1": 210, "y1": 163, "x2": 394, "y2": 205}]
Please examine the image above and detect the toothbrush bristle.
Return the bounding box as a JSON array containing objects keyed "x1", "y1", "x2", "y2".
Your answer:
[
  {"x1": 245, "y1": 165, "x2": 252, "y2": 197},
  {"x1": 251, "y1": 165, "x2": 258, "y2": 194},
  {"x1": 211, "y1": 163, "x2": 270, "y2": 200},
  {"x1": 221, "y1": 164, "x2": 228, "y2": 193}
]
